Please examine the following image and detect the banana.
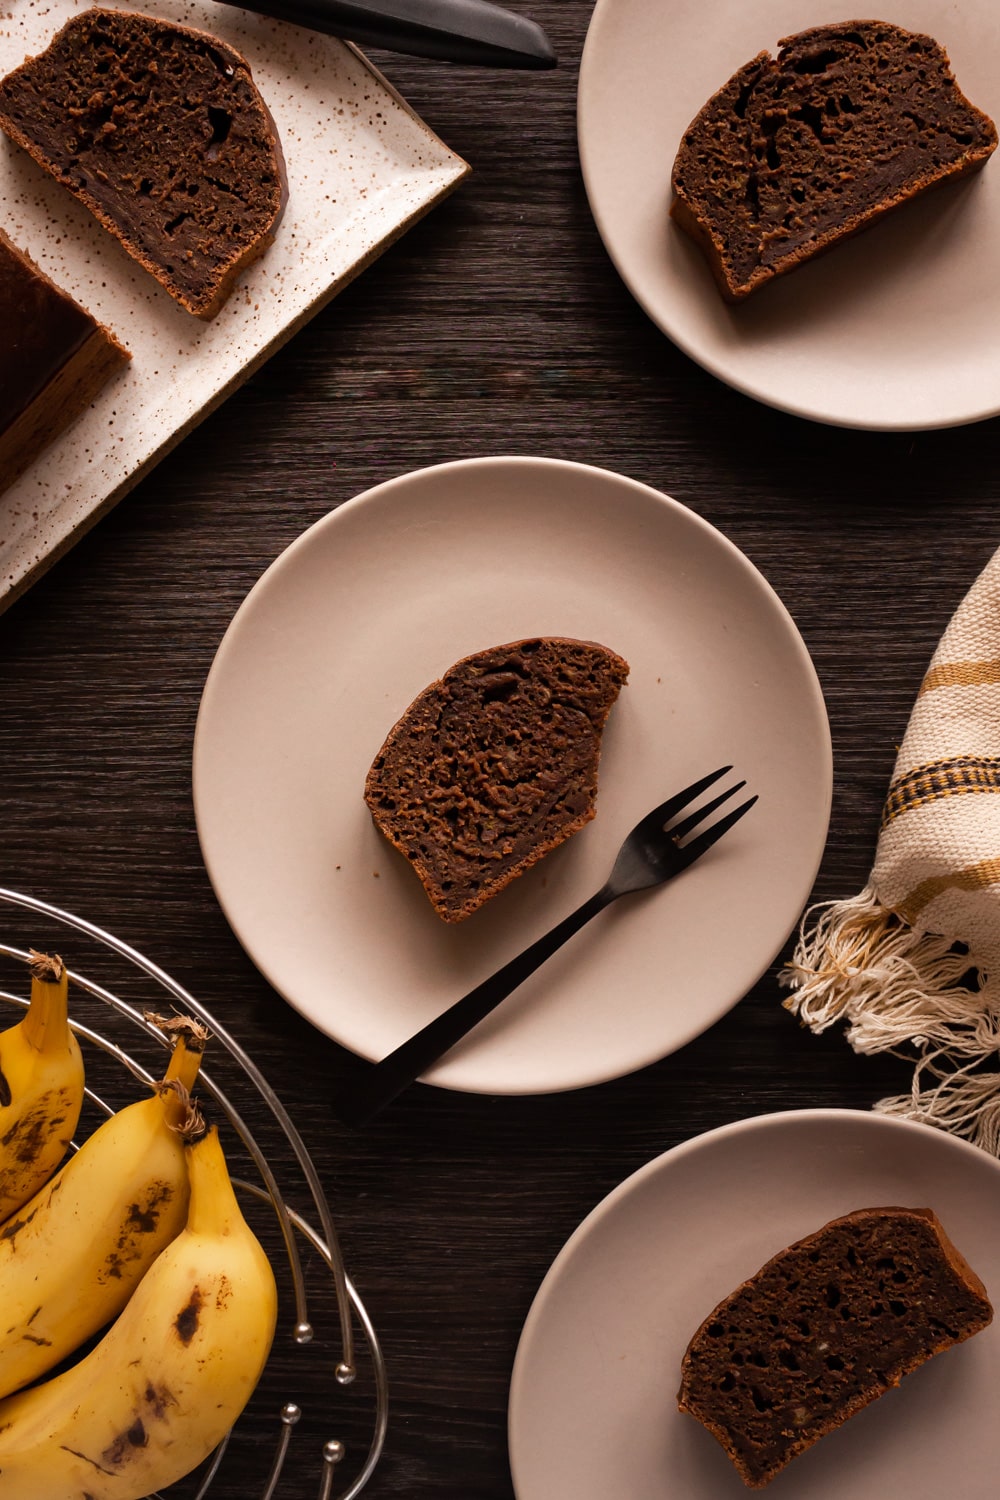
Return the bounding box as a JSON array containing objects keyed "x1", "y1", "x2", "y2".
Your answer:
[
  {"x1": 0, "y1": 1118, "x2": 278, "y2": 1500},
  {"x1": 0, "y1": 950, "x2": 85, "y2": 1223},
  {"x1": 0, "y1": 1020, "x2": 207, "y2": 1400}
]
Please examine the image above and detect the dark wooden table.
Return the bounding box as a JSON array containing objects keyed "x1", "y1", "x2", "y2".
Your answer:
[{"x1": 2, "y1": 2, "x2": 1000, "y2": 1495}]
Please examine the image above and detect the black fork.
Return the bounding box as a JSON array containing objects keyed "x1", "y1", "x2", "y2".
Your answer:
[{"x1": 337, "y1": 767, "x2": 757, "y2": 1126}]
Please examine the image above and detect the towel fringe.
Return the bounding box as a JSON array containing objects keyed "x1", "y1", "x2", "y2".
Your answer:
[
  {"x1": 781, "y1": 885, "x2": 1000, "y2": 1153},
  {"x1": 875, "y1": 1064, "x2": 1000, "y2": 1157}
]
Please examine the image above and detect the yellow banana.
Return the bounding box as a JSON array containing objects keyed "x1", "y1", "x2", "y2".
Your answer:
[
  {"x1": 0, "y1": 1020, "x2": 207, "y2": 1400},
  {"x1": 0, "y1": 1119, "x2": 278, "y2": 1500},
  {"x1": 0, "y1": 950, "x2": 84, "y2": 1223}
]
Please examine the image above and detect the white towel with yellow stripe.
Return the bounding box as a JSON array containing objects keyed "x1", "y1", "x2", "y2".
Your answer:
[{"x1": 783, "y1": 546, "x2": 1000, "y2": 1154}]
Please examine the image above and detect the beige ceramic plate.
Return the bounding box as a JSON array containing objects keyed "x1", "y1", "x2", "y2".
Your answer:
[
  {"x1": 578, "y1": 0, "x2": 1000, "y2": 429},
  {"x1": 509, "y1": 1109, "x2": 1000, "y2": 1499},
  {"x1": 192, "y1": 456, "x2": 831, "y2": 1095},
  {"x1": 0, "y1": 0, "x2": 468, "y2": 611}
]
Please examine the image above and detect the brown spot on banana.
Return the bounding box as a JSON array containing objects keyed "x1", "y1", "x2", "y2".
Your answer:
[
  {"x1": 0, "y1": 1214, "x2": 29, "y2": 1245},
  {"x1": 174, "y1": 1287, "x2": 203, "y2": 1343},
  {"x1": 58, "y1": 1444, "x2": 116, "y2": 1476},
  {"x1": 143, "y1": 1382, "x2": 175, "y2": 1419},
  {"x1": 101, "y1": 1416, "x2": 149, "y2": 1466},
  {"x1": 1, "y1": 1179, "x2": 61, "y2": 1247},
  {"x1": 123, "y1": 1181, "x2": 174, "y2": 1236},
  {"x1": 1, "y1": 1088, "x2": 75, "y2": 1157},
  {"x1": 0, "y1": 1065, "x2": 11, "y2": 1108},
  {"x1": 99, "y1": 1181, "x2": 176, "y2": 1282}
]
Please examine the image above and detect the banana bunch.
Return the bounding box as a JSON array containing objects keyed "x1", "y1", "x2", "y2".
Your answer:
[
  {"x1": 0, "y1": 1018, "x2": 207, "y2": 1399},
  {"x1": 0, "y1": 950, "x2": 85, "y2": 1221},
  {"x1": 0, "y1": 1117, "x2": 278, "y2": 1500}
]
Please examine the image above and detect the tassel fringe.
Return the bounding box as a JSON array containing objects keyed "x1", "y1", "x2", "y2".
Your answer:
[
  {"x1": 781, "y1": 885, "x2": 1000, "y2": 1154},
  {"x1": 875, "y1": 1068, "x2": 1000, "y2": 1157}
]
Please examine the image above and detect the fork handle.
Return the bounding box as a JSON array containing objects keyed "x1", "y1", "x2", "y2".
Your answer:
[{"x1": 336, "y1": 886, "x2": 613, "y2": 1126}]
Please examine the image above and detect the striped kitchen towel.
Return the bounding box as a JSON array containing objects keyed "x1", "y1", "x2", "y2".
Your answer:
[{"x1": 783, "y1": 546, "x2": 1000, "y2": 1154}]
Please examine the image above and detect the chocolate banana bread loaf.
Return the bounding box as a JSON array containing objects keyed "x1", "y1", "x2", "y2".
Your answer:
[
  {"x1": 677, "y1": 1206, "x2": 993, "y2": 1488},
  {"x1": 0, "y1": 227, "x2": 129, "y2": 496},
  {"x1": 0, "y1": 8, "x2": 286, "y2": 319},
  {"x1": 671, "y1": 20, "x2": 998, "y2": 301},
  {"x1": 365, "y1": 638, "x2": 629, "y2": 922}
]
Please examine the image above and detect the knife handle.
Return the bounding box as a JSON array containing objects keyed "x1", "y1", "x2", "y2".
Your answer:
[{"x1": 227, "y1": 0, "x2": 557, "y2": 68}]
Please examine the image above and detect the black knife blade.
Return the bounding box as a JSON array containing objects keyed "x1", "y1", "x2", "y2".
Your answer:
[{"x1": 220, "y1": 0, "x2": 557, "y2": 68}]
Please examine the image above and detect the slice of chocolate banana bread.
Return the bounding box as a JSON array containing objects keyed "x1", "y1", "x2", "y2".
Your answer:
[
  {"x1": 0, "y1": 8, "x2": 286, "y2": 319},
  {"x1": 671, "y1": 21, "x2": 998, "y2": 301},
  {"x1": 364, "y1": 638, "x2": 629, "y2": 922},
  {"x1": 677, "y1": 1206, "x2": 993, "y2": 1488},
  {"x1": 0, "y1": 227, "x2": 129, "y2": 495}
]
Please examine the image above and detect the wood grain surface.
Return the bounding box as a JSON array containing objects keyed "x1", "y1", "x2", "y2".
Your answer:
[{"x1": 2, "y1": 2, "x2": 1000, "y2": 1495}]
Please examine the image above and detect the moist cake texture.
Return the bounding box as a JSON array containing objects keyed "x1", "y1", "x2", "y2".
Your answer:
[
  {"x1": 670, "y1": 20, "x2": 998, "y2": 301},
  {"x1": 677, "y1": 1205, "x2": 993, "y2": 1487},
  {"x1": 364, "y1": 637, "x2": 629, "y2": 922},
  {"x1": 0, "y1": 8, "x2": 287, "y2": 318}
]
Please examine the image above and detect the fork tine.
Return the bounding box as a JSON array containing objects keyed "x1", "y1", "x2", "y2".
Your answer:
[
  {"x1": 634, "y1": 766, "x2": 732, "y2": 835},
  {"x1": 677, "y1": 794, "x2": 758, "y2": 865},
  {"x1": 668, "y1": 779, "x2": 747, "y2": 842}
]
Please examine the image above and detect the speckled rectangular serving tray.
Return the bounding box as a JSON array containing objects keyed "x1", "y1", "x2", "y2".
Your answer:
[{"x1": 0, "y1": 0, "x2": 470, "y2": 612}]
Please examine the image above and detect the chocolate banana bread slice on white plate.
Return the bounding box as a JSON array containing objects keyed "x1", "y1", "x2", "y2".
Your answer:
[
  {"x1": 678, "y1": 1205, "x2": 994, "y2": 1487},
  {"x1": 671, "y1": 20, "x2": 998, "y2": 301},
  {"x1": 365, "y1": 637, "x2": 629, "y2": 922}
]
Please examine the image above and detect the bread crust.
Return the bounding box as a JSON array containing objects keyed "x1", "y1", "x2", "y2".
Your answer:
[
  {"x1": 364, "y1": 637, "x2": 629, "y2": 922},
  {"x1": 670, "y1": 20, "x2": 998, "y2": 301},
  {"x1": 0, "y1": 226, "x2": 130, "y2": 494},
  {"x1": 0, "y1": 8, "x2": 288, "y2": 319},
  {"x1": 677, "y1": 1205, "x2": 994, "y2": 1487}
]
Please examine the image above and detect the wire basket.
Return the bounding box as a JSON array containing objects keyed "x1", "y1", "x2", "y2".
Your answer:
[{"x1": 0, "y1": 885, "x2": 387, "y2": 1500}]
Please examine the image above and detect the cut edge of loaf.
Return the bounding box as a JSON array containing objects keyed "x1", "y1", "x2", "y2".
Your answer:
[
  {"x1": 0, "y1": 227, "x2": 130, "y2": 495},
  {"x1": 0, "y1": 9, "x2": 288, "y2": 320},
  {"x1": 364, "y1": 637, "x2": 629, "y2": 922},
  {"x1": 672, "y1": 141, "x2": 994, "y2": 305},
  {"x1": 676, "y1": 1205, "x2": 994, "y2": 1488},
  {"x1": 670, "y1": 20, "x2": 999, "y2": 302}
]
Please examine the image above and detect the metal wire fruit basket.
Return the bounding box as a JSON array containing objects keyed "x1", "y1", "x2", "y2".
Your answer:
[{"x1": 0, "y1": 885, "x2": 387, "y2": 1500}]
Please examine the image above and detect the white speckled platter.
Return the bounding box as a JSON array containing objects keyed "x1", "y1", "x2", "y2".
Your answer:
[{"x1": 0, "y1": 0, "x2": 470, "y2": 610}]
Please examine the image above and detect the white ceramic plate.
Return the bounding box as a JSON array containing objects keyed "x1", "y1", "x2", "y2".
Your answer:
[
  {"x1": 0, "y1": 0, "x2": 468, "y2": 612},
  {"x1": 509, "y1": 1110, "x2": 1000, "y2": 1499},
  {"x1": 577, "y1": 1, "x2": 1000, "y2": 430},
  {"x1": 192, "y1": 456, "x2": 831, "y2": 1094}
]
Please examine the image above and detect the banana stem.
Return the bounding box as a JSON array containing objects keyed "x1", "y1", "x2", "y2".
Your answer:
[
  {"x1": 150, "y1": 1019, "x2": 211, "y2": 1132},
  {"x1": 20, "y1": 952, "x2": 69, "y2": 1053},
  {"x1": 162, "y1": 1018, "x2": 209, "y2": 1095}
]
